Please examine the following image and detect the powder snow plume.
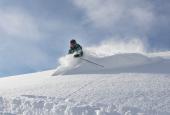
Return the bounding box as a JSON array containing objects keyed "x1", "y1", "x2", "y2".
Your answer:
[
  {"x1": 86, "y1": 38, "x2": 147, "y2": 57},
  {"x1": 53, "y1": 54, "x2": 82, "y2": 75}
]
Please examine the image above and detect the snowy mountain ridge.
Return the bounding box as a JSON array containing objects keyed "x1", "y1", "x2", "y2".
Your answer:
[{"x1": 0, "y1": 52, "x2": 170, "y2": 115}]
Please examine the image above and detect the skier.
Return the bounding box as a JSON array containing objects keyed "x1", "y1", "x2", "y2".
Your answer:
[
  {"x1": 68, "y1": 39, "x2": 104, "y2": 67},
  {"x1": 68, "y1": 39, "x2": 83, "y2": 57}
]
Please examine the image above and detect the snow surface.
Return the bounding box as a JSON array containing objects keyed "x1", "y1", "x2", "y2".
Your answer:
[{"x1": 0, "y1": 52, "x2": 170, "y2": 115}]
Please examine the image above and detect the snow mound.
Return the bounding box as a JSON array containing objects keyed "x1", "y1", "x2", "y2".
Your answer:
[{"x1": 53, "y1": 53, "x2": 170, "y2": 75}]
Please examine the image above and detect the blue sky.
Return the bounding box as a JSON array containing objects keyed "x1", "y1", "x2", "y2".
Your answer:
[{"x1": 0, "y1": 0, "x2": 170, "y2": 77}]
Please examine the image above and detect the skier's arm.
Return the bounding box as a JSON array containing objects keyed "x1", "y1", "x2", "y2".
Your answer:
[{"x1": 74, "y1": 45, "x2": 83, "y2": 57}]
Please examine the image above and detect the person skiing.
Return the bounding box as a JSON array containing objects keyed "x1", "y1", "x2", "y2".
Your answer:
[{"x1": 68, "y1": 39, "x2": 83, "y2": 57}]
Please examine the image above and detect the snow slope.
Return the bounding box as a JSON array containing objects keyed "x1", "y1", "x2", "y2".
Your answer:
[
  {"x1": 0, "y1": 52, "x2": 170, "y2": 115},
  {"x1": 53, "y1": 53, "x2": 170, "y2": 75}
]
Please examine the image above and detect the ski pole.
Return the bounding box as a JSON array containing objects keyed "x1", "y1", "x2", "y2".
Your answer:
[{"x1": 80, "y1": 57, "x2": 104, "y2": 68}]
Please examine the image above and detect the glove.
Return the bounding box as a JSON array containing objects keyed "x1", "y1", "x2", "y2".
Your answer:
[{"x1": 74, "y1": 54, "x2": 80, "y2": 58}]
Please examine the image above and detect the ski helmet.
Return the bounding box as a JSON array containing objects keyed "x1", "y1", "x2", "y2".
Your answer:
[{"x1": 70, "y1": 39, "x2": 76, "y2": 44}]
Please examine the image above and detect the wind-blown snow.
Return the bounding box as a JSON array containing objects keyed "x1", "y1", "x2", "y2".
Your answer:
[
  {"x1": 53, "y1": 52, "x2": 170, "y2": 75},
  {"x1": 0, "y1": 52, "x2": 170, "y2": 115},
  {"x1": 86, "y1": 38, "x2": 146, "y2": 57}
]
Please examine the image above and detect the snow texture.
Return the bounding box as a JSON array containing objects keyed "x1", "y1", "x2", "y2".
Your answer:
[{"x1": 0, "y1": 52, "x2": 170, "y2": 115}]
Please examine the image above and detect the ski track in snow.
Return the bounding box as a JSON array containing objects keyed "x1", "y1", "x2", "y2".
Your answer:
[{"x1": 64, "y1": 80, "x2": 95, "y2": 99}]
